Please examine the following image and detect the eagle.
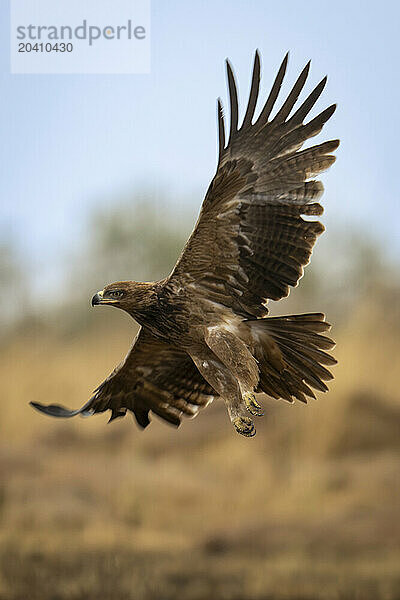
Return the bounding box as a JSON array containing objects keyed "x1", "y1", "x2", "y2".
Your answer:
[{"x1": 32, "y1": 51, "x2": 339, "y2": 437}]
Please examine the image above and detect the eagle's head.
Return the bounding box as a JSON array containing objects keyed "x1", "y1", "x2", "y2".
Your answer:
[{"x1": 91, "y1": 281, "x2": 158, "y2": 316}]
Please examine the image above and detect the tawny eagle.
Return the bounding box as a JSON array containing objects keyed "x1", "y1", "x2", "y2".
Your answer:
[{"x1": 32, "y1": 51, "x2": 339, "y2": 437}]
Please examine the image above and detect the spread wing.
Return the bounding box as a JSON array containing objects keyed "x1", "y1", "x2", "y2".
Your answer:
[
  {"x1": 167, "y1": 51, "x2": 339, "y2": 317},
  {"x1": 31, "y1": 327, "x2": 215, "y2": 428}
]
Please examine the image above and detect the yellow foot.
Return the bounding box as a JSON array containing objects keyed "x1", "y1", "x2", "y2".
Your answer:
[
  {"x1": 243, "y1": 392, "x2": 264, "y2": 417},
  {"x1": 233, "y1": 416, "x2": 256, "y2": 438}
]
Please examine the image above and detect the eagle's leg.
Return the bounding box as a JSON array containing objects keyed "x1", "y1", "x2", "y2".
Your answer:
[
  {"x1": 243, "y1": 392, "x2": 264, "y2": 417},
  {"x1": 204, "y1": 325, "x2": 263, "y2": 419},
  {"x1": 191, "y1": 352, "x2": 256, "y2": 437}
]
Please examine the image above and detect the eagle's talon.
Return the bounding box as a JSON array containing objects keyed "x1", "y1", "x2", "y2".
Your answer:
[
  {"x1": 244, "y1": 392, "x2": 264, "y2": 417},
  {"x1": 233, "y1": 416, "x2": 256, "y2": 437}
]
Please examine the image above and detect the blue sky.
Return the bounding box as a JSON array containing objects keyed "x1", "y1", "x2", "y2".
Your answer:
[{"x1": 1, "y1": 0, "x2": 399, "y2": 297}]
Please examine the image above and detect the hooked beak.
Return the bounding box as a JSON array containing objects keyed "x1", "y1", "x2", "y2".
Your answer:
[{"x1": 91, "y1": 290, "x2": 103, "y2": 306}]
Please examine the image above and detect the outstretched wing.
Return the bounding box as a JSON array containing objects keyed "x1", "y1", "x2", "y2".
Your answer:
[
  {"x1": 31, "y1": 328, "x2": 215, "y2": 428},
  {"x1": 167, "y1": 51, "x2": 339, "y2": 317}
]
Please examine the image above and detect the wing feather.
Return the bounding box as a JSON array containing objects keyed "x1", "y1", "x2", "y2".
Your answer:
[
  {"x1": 286, "y1": 75, "x2": 327, "y2": 127},
  {"x1": 242, "y1": 49, "x2": 261, "y2": 129},
  {"x1": 272, "y1": 60, "x2": 310, "y2": 124},
  {"x1": 226, "y1": 59, "x2": 239, "y2": 141},
  {"x1": 31, "y1": 328, "x2": 215, "y2": 429},
  {"x1": 256, "y1": 52, "x2": 288, "y2": 126},
  {"x1": 217, "y1": 98, "x2": 226, "y2": 161}
]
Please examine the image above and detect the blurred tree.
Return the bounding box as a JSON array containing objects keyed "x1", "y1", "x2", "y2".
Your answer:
[
  {"x1": 86, "y1": 198, "x2": 188, "y2": 286},
  {"x1": 57, "y1": 192, "x2": 192, "y2": 334},
  {"x1": 79, "y1": 191, "x2": 192, "y2": 291}
]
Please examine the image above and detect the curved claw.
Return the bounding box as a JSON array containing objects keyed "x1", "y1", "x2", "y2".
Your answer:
[
  {"x1": 233, "y1": 416, "x2": 256, "y2": 437},
  {"x1": 243, "y1": 392, "x2": 264, "y2": 417}
]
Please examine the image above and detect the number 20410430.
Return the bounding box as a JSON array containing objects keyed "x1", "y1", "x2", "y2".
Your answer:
[{"x1": 18, "y1": 42, "x2": 73, "y2": 53}]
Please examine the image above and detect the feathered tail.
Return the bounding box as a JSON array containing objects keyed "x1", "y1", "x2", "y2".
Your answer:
[{"x1": 248, "y1": 313, "x2": 337, "y2": 403}]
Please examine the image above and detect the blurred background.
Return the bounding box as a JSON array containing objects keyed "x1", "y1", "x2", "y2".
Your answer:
[{"x1": 1, "y1": 1, "x2": 399, "y2": 599}]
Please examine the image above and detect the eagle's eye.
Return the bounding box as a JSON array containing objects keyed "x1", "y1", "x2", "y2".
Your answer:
[{"x1": 108, "y1": 290, "x2": 124, "y2": 299}]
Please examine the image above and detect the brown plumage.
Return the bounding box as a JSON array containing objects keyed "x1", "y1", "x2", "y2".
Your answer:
[{"x1": 31, "y1": 51, "x2": 339, "y2": 437}]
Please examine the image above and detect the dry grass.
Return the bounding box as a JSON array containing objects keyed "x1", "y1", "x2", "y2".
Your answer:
[{"x1": 0, "y1": 299, "x2": 399, "y2": 599}]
